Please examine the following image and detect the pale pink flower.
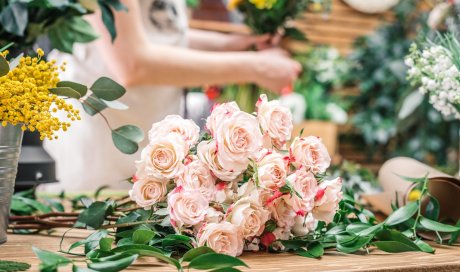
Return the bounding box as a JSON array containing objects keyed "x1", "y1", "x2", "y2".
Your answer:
[
  {"x1": 312, "y1": 177, "x2": 343, "y2": 224},
  {"x1": 284, "y1": 169, "x2": 318, "y2": 215},
  {"x1": 197, "y1": 222, "x2": 244, "y2": 257},
  {"x1": 292, "y1": 213, "x2": 318, "y2": 236},
  {"x1": 256, "y1": 94, "x2": 293, "y2": 149},
  {"x1": 148, "y1": 115, "x2": 200, "y2": 149},
  {"x1": 214, "y1": 111, "x2": 263, "y2": 170},
  {"x1": 176, "y1": 157, "x2": 217, "y2": 201},
  {"x1": 197, "y1": 140, "x2": 245, "y2": 182},
  {"x1": 226, "y1": 197, "x2": 270, "y2": 239},
  {"x1": 129, "y1": 178, "x2": 167, "y2": 208},
  {"x1": 168, "y1": 189, "x2": 209, "y2": 228},
  {"x1": 290, "y1": 136, "x2": 331, "y2": 174},
  {"x1": 256, "y1": 149, "x2": 288, "y2": 189},
  {"x1": 206, "y1": 102, "x2": 240, "y2": 136},
  {"x1": 269, "y1": 197, "x2": 296, "y2": 229},
  {"x1": 135, "y1": 134, "x2": 186, "y2": 180}
]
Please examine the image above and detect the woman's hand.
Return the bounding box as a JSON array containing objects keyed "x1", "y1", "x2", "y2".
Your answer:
[{"x1": 251, "y1": 48, "x2": 302, "y2": 94}]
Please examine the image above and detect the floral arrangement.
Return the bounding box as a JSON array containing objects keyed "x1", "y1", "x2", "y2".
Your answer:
[
  {"x1": 129, "y1": 94, "x2": 342, "y2": 256},
  {"x1": 227, "y1": 0, "x2": 330, "y2": 40},
  {"x1": 0, "y1": 48, "x2": 143, "y2": 153},
  {"x1": 405, "y1": 34, "x2": 460, "y2": 120}
]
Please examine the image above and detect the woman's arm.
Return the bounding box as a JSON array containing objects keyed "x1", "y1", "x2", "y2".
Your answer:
[
  {"x1": 187, "y1": 29, "x2": 271, "y2": 51},
  {"x1": 88, "y1": 0, "x2": 300, "y2": 93}
]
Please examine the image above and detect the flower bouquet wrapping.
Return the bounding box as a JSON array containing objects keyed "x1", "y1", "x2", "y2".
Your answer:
[{"x1": 129, "y1": 94, "x2": 342, "y2": 256}]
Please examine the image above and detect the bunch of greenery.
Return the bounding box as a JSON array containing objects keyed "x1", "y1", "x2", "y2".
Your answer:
[
  {"x1": 294, "y1": 46, "x2": 350, "y2": 121},
  {"x1": 0, "y1": 0, "x2": 126, "y2": 54},
  {"x1": 348, "y1": 0, "x2": 459, "y2": 165},
  {"x1": 11, "y1": 175, "x2": 458, "y2": 271}
]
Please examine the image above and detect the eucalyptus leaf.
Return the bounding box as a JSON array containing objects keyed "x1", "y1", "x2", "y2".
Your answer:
[
  {"x1": 57, "y1": 81, "x2": 88, "y2": 97},
  {"x1": 188, "y1": 253, "x2": 248, "y2": 270},
  {"x1": 111, "y1": 125, "x2": 144, "y2": 154},
  {"x1": 49, "y1": 87, "x2": 82, "y2": 99},
  {"x1": 101, "y1": 99, "x2": 129, "y2": 110},
  {"x1": 385, "y1": 201, "x2": 418, "y2": 226},
  {"x1": 0, "y1": 2, "x2": 28, "y2": 36},
  {"x1": 419, "y1": 217, "x2": 460, "y2": 233},
  {"x1": 90, "y1": 77, "x2": 126, "y2": 101},
  {"x1": 0, "y1": 56, "x2": 10, "y2": 77},
  {"x1": 82, "y1": 94, "x2": 108, "y2": 116}
]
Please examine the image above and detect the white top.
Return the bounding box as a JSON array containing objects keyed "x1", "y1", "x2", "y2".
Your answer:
[{"x1": 43, "y1": 0, "x2": 188, "y2": 192}]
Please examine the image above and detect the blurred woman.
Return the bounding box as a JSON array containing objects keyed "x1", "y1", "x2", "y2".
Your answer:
[{"x1": 43, "y1": 0, "x2": 301, "y2": 191}]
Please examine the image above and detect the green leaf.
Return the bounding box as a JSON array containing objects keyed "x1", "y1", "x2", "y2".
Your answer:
[
  {"x1": 82, "y1": 94, "x2": 108, "y2": 116},
  {"x1": 99, "y1": 2, "x2": 117, "y2": 42},
  {"x1": 280, "y1": 240, "x2": 308, "y2": 250},
  {"x1": 425, "y1": 196, "x2": 440, "y2": 221},
  {"x1": 88, "y1": 254, "x2": 138, "y2": 272},
  {"x1": 385, "y1": 201, "x2": 418, "y2": 226},
  {"x1": 326, "y1": 225, "x2": 346, "y2": 235},
  {"x1": 336, "y1": 235, "x2": 373, "y2": 253},
  {"x1": 375, "y1": 230, "x2": 420, "y2": 251},
  {"x1": 396, "y1": 174, "x2": 428, "y2": 184},
  {"x1": 0, "y1": 56, "x2": 9, "y2": 77},
  {"x1": 162, "y1": 234, "x2": 193, "y2": 249},
  {"x1": 48, "y1": 17, "x2": 99, "y2": 53},
  {"x1": 111, "y1": 245, "x2": 181, "y2": 270},
  {"x1": 57, "y1": 81, "x2": 88, "y2": 97},
  {"x1": 0, "y1": 260, "x2": 31, "y2": 272},
  {"x1": 182, "y1": 247, "x2": 215, "y2": 262},
  {"x1": 419, "y1": 217, "x2": 460, "y2": 233},
  {"x1": 112, "y1": 125, "x2": 144, "y2": 154},
  {"x1": 50, "y1": 87, "x2": 82, "y2": 99},
  {"x1": 132, "y1": 229, "x2": 155, "y2": 245},
  {"x1": 356, "y1": 223, "x2": 383, "y2": 237},
  {"x1": 14, "y1": 196, "x2": 53, "y2": 214},
  {"x1": 284, "y1": 27, "x2": 307, "y2": 41},
  {"x1": 76, "y1": 201, "x2": 113, "y2": 229},
  {"x1": 449, "y1": 219, "x2": 460, "y2": 245},
  {"x1": 101, "y1": 99, "x2": 129, "y2": 110},
  {"x1": 346, "y1": 223, "x2": 371, "y2": 234},
  {"x1": 0, "y1": 2, "x2": 28, "y2": 36},
  {"x1": 90, "y1": 77, "x2": 126, "y2": 101},
  {"x1": 188, "y1": 253, "x2": 248, "y2": 270},
  {"x1": 210, "y1": 268, "x2": 242, "y2": 272},
  {"x1": 295, "y1": 242, "x2": 324, "y2": 259},
  {"x1": 68, "y1": 230, "x2": 109, "y2": 254},
  {"x1": 100, "y1": 237, "x2": 114, "y2": 252},
  {"x1": 72, "y1": 264, "x2": 97, "y2": 272},
  {"x1": 374, "y1": 241, "x2": 420, "y2": 253},
  {"x1": 32, "y1": 246, "x2": 71, "y2": 269},
  {"x1": 414, "y1": 239, "x2": 435, "y2": 253}
]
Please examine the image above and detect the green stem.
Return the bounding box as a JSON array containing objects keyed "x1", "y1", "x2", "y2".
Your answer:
[{"x1": 412, "y1": 175, "x2": 429, "y2": 238}]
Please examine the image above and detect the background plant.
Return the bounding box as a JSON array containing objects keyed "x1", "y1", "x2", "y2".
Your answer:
[{"x1": 347, "y1": 0, "x2": 459, "y2": 166}]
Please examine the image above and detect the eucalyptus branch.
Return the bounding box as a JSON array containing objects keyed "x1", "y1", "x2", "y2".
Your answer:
[{"x1": 79, "y1": 99, "x2": 113, "y2": 131}]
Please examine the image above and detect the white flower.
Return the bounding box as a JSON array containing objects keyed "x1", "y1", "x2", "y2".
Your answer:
[
  {"x1": 256, "y1": 94, "x2": 293, "y2": 149},
  {"x1": 290, "y1": 136, "x2": 331, "y2": 174},
  {"x1": 168, "y1": 189, "x2": 209, "y2": 228},
  {"x1": 148, "y1": 115, "x2": 200, "y2": 149},
  {"x1": 226, "y1": 197, "x2": 270, "y2": 239},
  {"x1": 135, "y1": 134, "x2": 186, "y2": 180},
  {"x1": 197, "y1": 222, "x2": 244, "y2": 257},
  {"x1": 215, "y1": 111, "x2": 263, "y2": 170},
  {"x1": 312, "y1": 177, "x2": 343, "y2": 224},
  {"x1": 176, "y1": 157, "x2": 217, "y2": 201},
  {"x1": 256, "y1": 150, "x2": 288, "y2": 190},
  {"x1": 197, "y1": 140, "x2": 245, "y2": 182},
  {"x1": 292, "y1": 213, "x2": 318, "y2": 236},
  {"x1": 129, "y1": 178, "x2": 167, "y2": 208}
]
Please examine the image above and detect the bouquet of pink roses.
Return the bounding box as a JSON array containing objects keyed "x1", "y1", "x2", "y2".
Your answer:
[{"x1": 129, "y1": 94, "x2": 342, "y2": 257}]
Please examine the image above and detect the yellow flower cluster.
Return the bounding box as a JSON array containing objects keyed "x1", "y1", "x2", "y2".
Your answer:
[
  {"x1": 227, "y1": 0, "x2": 277, "y2": 10},
  {"x1": 0, "y1": 49, "x2": 80, "y2": 140}
]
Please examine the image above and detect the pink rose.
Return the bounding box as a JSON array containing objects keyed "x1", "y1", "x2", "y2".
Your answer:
[
  {"x1": 215, "y1": 181, "x2": 237, "y2": 204},
  {"x1": 197, "y1": 140, "x2": 245, "y2": 182},
  {"x1": 256, "y1": 150, "x2": 288, "y2": 189},
  {"x1": 292, "y1": 213, "x2": 318, "y2": 236},
  {"x1": 148, "y1": 115, "x2": 200, "y2": 149},
  {"x1": 312, "y1": 177, "x2": 343, "y2": 224},
  {"x1": 226, "y1": 198, "x2": 270, "y2": 239},
  {"x1": 129, "y1": 178, "x2": 167, "y2": 208},
  {"x1": 136, "y1": 134, "x2": 186, "y2": 180},
  {"x1": 214, "y1": 111, "x2": 263, "y2": 170},
  {"x1": 197, "y1": 222, "x2": 244, "y2": 257},
  {"x1": 176, "y1": 157, "x2": 217, "y2": 201},
  {"x1": 206, "y1": 102, "x2": 240, "y2": 137},
  {"x1": 168, "y1": 189, "x2": 209, "y2": 228},
  {"x1": 256, "y1": 94, "x2": 293, "y2": 149},
  {"x1": 269, "y1": 197, "x2": 296, "y2": 229},
  {"x1": 284, "y1": 170, "x2": 318, "y2": 215},
  {"x1": 290, "y1": 136, "x2": 331, "y2": 174}
]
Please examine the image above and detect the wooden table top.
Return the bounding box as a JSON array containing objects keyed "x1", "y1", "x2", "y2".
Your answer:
[{"x1": 1, "y1": 229, "x2": 459, "y2": 272}]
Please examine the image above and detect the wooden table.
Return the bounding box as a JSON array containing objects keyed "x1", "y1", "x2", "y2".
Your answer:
[{"x1": 1, "y1": 229, "x2": 459, "y2": 272}]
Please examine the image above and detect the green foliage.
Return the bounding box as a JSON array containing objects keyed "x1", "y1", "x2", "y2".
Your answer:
[
  {"x1": 0, "y1": 260, "x2": 31, "y2": 272},
  {"x1": 348, "y1": 0, "x2": 459, "y2": 165},
  {"x1": 0, "y1": 0, "x2": 127, "y2": 53},
  {"x1": 76, "y1": 201, "x2": 115, "y2": 229},
  {"x1": 0, "y1": 55, "x2": 9, "y2": 77},
  {"x1": 111, "y1": 125, "x2": 145, "y2": 155}
]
